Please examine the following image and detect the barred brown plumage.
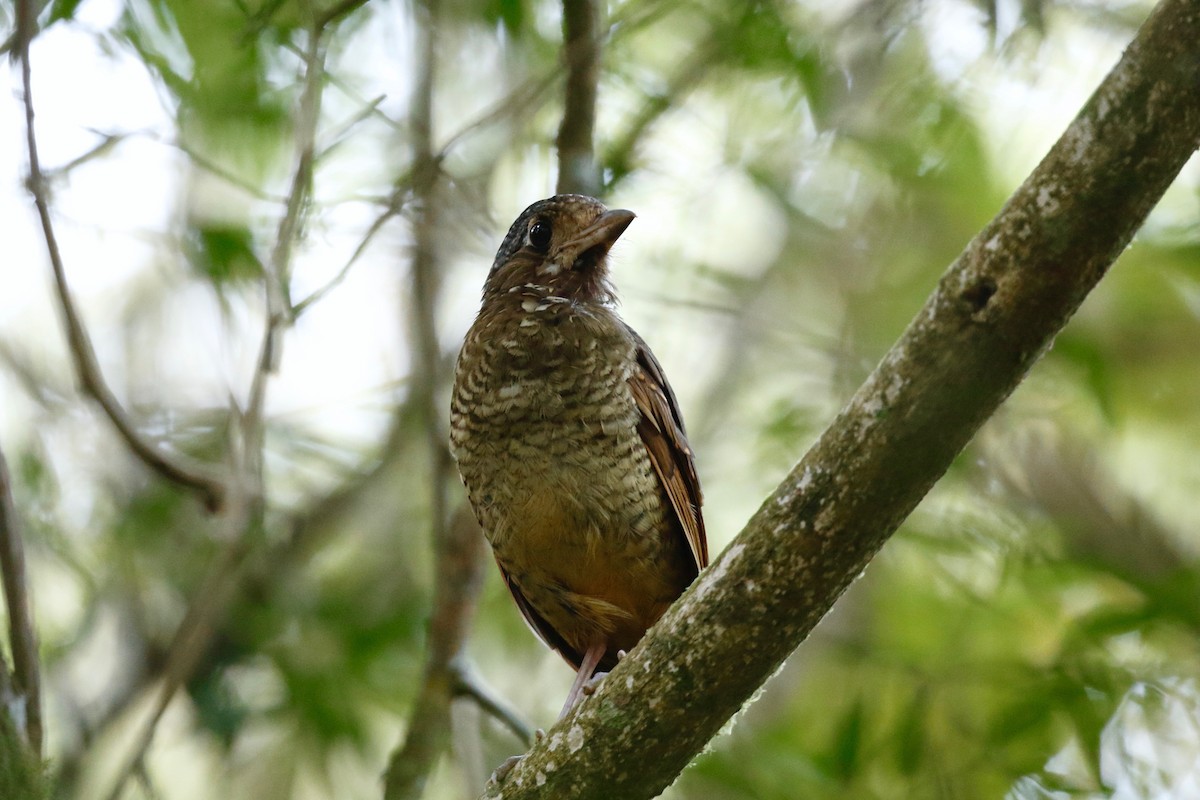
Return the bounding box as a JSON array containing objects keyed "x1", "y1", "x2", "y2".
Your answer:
[{"x1": 450, "y1": 194, "x2": 707, "y2": 719}]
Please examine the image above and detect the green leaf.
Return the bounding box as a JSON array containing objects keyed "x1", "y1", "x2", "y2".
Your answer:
[
  {"x1": 828, "y1": 699, "x2": 864, "y2": 780},
  {"x1": 48, "y1": 0, "x2": 86, "y2": 23},
  {"x1": 895, "y1": 690, "x2": 926, "y2": 775},
  {"x1": 484, "y1": 0, "x2": 526, "y2": 35},
  {"x1": 186, "y1": 223, "x2": 263, "y2": 284}
]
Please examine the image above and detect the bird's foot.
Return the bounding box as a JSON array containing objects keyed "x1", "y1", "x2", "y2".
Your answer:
[
  {"x1": 488, "y1": 754, "x2": 524, "y2": 787},
  {"x1": 486, "y1": 729, "x2": 544, "y2": 787},
  {"x1": 581, "y1": 651, "x2": 627, "y2": 697},
  {"x1": 581, "y1": 670, "x2": 609, "y2": 697}
]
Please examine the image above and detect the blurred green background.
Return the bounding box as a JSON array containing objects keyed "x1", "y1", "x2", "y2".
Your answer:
[{"x1": 1, "y1": 0, "x2": 1198, "y2": 798}]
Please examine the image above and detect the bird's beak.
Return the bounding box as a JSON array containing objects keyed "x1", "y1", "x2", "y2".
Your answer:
[{"x1": 561, "y1": 209, "x2": 636, "y2": 270}]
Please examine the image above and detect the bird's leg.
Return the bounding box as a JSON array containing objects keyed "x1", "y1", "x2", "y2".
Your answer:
[
  {"x1": 492, "y1": 647, "x2": 604, "y2": 785},
  {"x1": 582, "y1": 649, "x2": 626, "y2": 697},
  {"x1": 558, "y1": 642, "x2": 606, "y2": 719}
]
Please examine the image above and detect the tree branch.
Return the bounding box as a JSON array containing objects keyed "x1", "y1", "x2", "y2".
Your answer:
[
  {"x1": 483, "y1": 0, "x2": 1200, "y2": 796},
  {"x1": 384, "y1": 508, "x2": 488, "y2": 799},
  {"x1": 15, "y1": 0, "x2": 228, "y2": 513},
  {"x1": 383, "y1": 2, "x2": 492, "y2": 796},
  {"x1": 293, "y1": 188, "x2": 407, "y2": 317},
  {"x1": 0, "y1": 445, "x2": 41, "y2": 756},
  {"x1": 450, "y1": 659, "x2": 534, "y2": 747},
  {"x1": 555, "y1": 0, "x2": 601, "y2": 195}
]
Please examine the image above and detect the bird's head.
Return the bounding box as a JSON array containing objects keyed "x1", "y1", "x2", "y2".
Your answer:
[{"x1": 483, "y1": 194, "x2": 635, "y2": 304}]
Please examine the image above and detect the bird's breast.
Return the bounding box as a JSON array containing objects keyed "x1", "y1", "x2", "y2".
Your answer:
[{"x1": 450, "y1": 306, "x2": 663, "y2": 549}]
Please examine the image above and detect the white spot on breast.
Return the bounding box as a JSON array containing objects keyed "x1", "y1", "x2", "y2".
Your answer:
[
  {"x1": 522, "y1": 298, "x2": 539, "y2": 312},
  {"x1": 498, "y1": 383, "x2": 521, "y2": 399}
]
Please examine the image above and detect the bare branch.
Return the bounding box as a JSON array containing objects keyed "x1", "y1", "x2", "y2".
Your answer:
[
  {"x1": 245, "y1": 18, "x2": 325, "y2": 457},
  {"x1": 450, "y1": 659, "x2": 534, "y2": 746},
  {"x1": 293, "y1": 188, "x2": 407, "y2": 317},
  {"x1": 483, "y1": 0, "x2": 1200, "y2": 796},
  {"x1": 0, "y1": 445, "x2": 41, "y2": 755},
  {"x1": 437, "y1": 69, "x2": 559, "y2": 157},
  {"x1": 555, "y1": 0, "x2": 601, "y2": 195},
  {"x1": 44, "y1": 131, "x2": 128, "y2": 180},
  {"x1": 384, "y1": 506, "x2": 488, "y2": 800},
  {"x1": 317, "y1": 0, "x2": 372, "y2": 29},
  {"x1": 382, "y1": 2, "x2": 492, "y2": 795},
  {"x1": 14, "y1": 0, "x2": 228, "y2": 512},
  {"x1": 172, "y1": 137, "x2": 289, "y2": 203},
  {"x1": 318, "y1": 93, "x2": 388, "y2": 158},
  {"x1": 0, "y1": 0, "x2": 48, "y2": 58}
]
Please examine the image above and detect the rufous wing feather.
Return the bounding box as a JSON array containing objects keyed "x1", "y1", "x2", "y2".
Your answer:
[{"x1": 625, "y1": 327, "x2": 708, "y2": 571}]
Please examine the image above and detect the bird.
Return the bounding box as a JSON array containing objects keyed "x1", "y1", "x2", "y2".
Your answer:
[{"x1": 450, "y1": 194, "x2": 708, "y2": 719}]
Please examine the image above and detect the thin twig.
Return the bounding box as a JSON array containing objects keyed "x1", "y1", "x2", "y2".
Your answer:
[
  {"x1": 556, "y1": 0, "x2": 601, "y2": 195},
  {"x1": 0, "y1": 444, "x2": 41, "y2": 755},
  {"x1": 292, "y1": 188, "x2": 408, "y2": 317},
  {"x1": 172, "y1": 137, "x2": 289, "y2": 203},
  {"x1": 0, "y1": 0, "x2": 48, "y2": 58},
  {"x1": 0, "y1": 341, "x2": 69, "y2": 408},
  {"x1": 15, "y1": 0, "x2": 228, "y2": 512},
  {"x1": 436, "y1": 69, "x2": 559, "y2": 157},
  {"x1": 450, "y1": 658, "x2": 533, "y2": 746},
  {"x1": 316, "y1": 0, "x2": 372, "y2": 28},
  {"x1": 317, "y1": 93, "x2": 388, "y2": 159},
  {"x1": 280, "y1": 37, "x2": 404, "y2": 133},
  {"x1": 384, "y1": 505, "x2": 488, "y2": 800},
  {"x1": 244, "y1": 0, "x2": 325, "y2": 466},
  {"x1": 44, "y1": 131, "x2": 128, "y2": 179}
]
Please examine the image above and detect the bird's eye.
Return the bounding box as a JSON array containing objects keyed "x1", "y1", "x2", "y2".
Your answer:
[{"x1": 528, "y1": 218, "x2": 552, "y2": 251}]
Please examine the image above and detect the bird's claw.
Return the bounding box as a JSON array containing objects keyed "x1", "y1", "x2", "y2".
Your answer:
[
  {"x1": 487, "y1": 730, "x2": 545, "y2": 787},
  {"x1": 488, "y1": 754, "x2": 525, "y2": 786},
  {"x1": 581, "y1": 652, "x2": 628, "y2": 697},
  {"x1": 581, "y1": 670, "x2": 610, "y2": 697}
]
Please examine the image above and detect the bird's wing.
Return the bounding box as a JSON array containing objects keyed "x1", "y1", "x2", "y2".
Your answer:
[
  {"x1": 625, "y1": 326, "x2": 709, "y2": 571},
  {"x1": 495, "y1": 557, "x2": 585, "y2": 671}
]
